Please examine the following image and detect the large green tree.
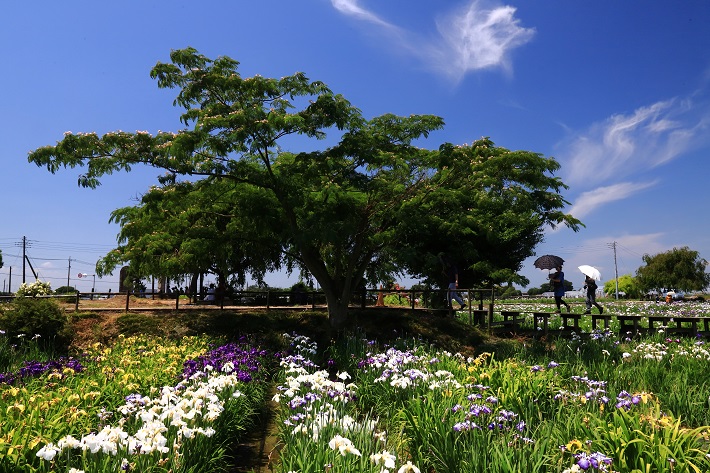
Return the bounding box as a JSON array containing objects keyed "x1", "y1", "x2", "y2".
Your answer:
[
  {"x1": 28, "y1": 48, "x2": 580, "y2": 329},
  {"x1": 603, "y1": 274, "x2": 640, "y2": 298},
  {"x1": 96, "y1": 175, "x2": 284, "y2": 292},
  {"x1": 636, "y1": 246, "x2": 710, "y2": 294},
  {"x1": 390, "y1": 139, "x2": 580, "y2": 290}
]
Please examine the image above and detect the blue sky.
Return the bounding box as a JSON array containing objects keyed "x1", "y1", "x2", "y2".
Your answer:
[{"x1": 1, "y1": 0, "x2": 709, "y2": 293}]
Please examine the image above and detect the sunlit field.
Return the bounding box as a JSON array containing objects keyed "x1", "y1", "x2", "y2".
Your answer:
[{"x1": 2, "y1": 300, "x2": 710, "y2": 472}]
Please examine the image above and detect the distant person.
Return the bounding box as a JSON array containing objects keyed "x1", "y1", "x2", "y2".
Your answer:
[
  {"x1": 205, "y1": 284, "x2": 216, "y2": 302},
  {"x1": 441, "y1": 256, "x2": 466, "y2": 311},
  {"x1": 549, "y1": 265, "x2": 570, "y2": 313},
  {"x1": 583, "y1": 275, "x2": 603, "y2": 315}
]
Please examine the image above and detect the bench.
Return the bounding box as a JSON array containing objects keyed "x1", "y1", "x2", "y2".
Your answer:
[
  {"x1": 591, "y1": 314, "x2": 612, "y2": 330},
  {"x1": 560, "y1": 313, "x2": 582, "y2": 331},
  {"x1": 470, "y1": 309, "x2": 488, "y2": 325},
  {"x1": 648, "y1": 316, "x2": 703, "y2": 336},
  {"x1": 532, "y1": 312, "x2": 551, "y2": 335},
  {"x1": 617, "y1": 315, "x2": 644, "y2": 337},
  {"x1": 490, "y1": 311, "x2": 523, "y2": 332}
]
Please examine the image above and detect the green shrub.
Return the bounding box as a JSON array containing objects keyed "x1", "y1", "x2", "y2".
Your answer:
[
  {"x1": 54, "y1": 285, "x2": 77, "y2": 295},
  {"x1": 116, "y1": 313, "x2": 161, "y2": 336},
  {"x1": 0, "y1": 297, "x2": 72, "y2": 351}
]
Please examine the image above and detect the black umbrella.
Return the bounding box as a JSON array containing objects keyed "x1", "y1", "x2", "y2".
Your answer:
[{"x1": 533, "y1": 254, "x2": 565, "y2": 271}]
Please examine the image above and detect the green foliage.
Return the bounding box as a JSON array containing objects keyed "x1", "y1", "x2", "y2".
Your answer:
[
  {"x1": 581, "y1": 405, "x2": 709, "y2": 473},
  {"x1": 603, "y1": 274, "x2": 640, "y2": 298},
  {"x1": 636, "y1": 246, "x2": 710, "y2": 293},
  {"x1": 54, "y1": 285, "x2": 77, "y2": 294},
  {"x1": 116, "y1": 312, "x2": 162, "y2": 336},
  {"x1": 527, "y1": 278, "x2": 572, "y2": 295},
  {"x1": 0, "y1": 297, "x2": 72, "y2": 351},
  {"x1": 28, "y1": 48, "x2": 582, "y2": 329}
]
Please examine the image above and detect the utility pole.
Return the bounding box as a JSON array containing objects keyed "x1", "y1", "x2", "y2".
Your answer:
[
  {"x1": 612, "y1": 241, "x2": 619, "y2": 300},
  {"x1": 22, "y1": 236, "x2": 26, "y2": 283},
  {"x1": 67, "y1": 257, "x2": 71, "y2": 288}
]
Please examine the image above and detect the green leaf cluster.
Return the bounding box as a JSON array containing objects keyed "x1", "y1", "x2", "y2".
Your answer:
[
  {"x1": 636, "y1": 246, "x2": 710, "y2": 294},
  {"x1": 28, "y1": 48, "x2": 581, "y2": 328}
]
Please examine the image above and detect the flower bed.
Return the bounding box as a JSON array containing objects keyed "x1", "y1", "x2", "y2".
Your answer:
[
  {"x1": 0, "y1": 333, "x2": 271, "y2": 472},
  {"x1": 271, "y1": 331, "x2": 710, "y2": 472}
]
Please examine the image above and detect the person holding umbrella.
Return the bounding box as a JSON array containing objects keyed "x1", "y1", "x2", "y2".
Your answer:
[
  {"x1": 549, "y1": 265, "x2": 570, "y2": 314},
  {"x1": 578, "y1": 265, "x2": 604, "y2": 315},
  {"x1": 583, "y1": 275, "x2": 603, "y2": 314}
]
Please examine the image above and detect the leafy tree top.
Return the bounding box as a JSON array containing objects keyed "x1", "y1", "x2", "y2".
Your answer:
[
  {"x1": 28, "y1": 48, "x2": 581, "y2": 329},
  {"x1": 636, "y1": 246, "x2": 710, "y2": 293}
]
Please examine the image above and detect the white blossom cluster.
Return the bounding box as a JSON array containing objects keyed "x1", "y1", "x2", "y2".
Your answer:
[
  {"x1": 275, "y1": 333, "x2": 423, "y2": 473},
  {"x1": 632, "y1": 342, "x2": 668, "y2": 361},
  {"x1": 36, "y1": 368, "x2": 244, "y2": 462}
]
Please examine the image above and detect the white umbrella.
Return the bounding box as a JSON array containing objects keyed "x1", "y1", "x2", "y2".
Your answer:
[{"x1": 578, "y1": 265, "x2": 601, "y2": 281}]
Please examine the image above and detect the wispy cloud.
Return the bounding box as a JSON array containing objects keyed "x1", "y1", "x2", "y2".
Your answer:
[
  {"x1": 561, "y1": 96, "x2": 710, "y2": 187},
  {"x1": 331, "y1": 0, "x2": 395, "y2": 28},
  {"x1": 330, "y1": 0, "x2": 535, "y2": 81},
  {"x1": 567, "y1": 181, "x2": 657, "y2": 220},
  {"x1": 434, "y1": 1, "x2": 535, "y2": 80},
  {"x1": 558, "y1": 232, "x2": 667, "y2": 281}
]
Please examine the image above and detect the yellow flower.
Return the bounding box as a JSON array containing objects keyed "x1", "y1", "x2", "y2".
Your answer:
[
  {"x1": 83, "y1": 391, "x2": 101, "y2": 400},
  {"x1": 566, "y1": 439, "x2": 583, "y2": 452},
  {"x1": 68, "y1": 408, "x2": 87, "y2": 421},
  {"x1": 6, "y1": 403, "x2": 25, "y2": 414}
]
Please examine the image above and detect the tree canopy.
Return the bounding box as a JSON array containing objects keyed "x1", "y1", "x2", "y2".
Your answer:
[
  {"x1": 635, "y1": 246, "x2": 710, "y2": 294},
  {"x1": 28, "y1": 48, "x2": 581, "y2": 329},
  {"x1": 603, "y1": 274, "x2": 640, "y2": 298}
]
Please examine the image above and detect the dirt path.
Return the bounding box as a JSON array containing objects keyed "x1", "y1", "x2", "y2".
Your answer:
[{"x1": 229, "y1": 385, "x2": 280, "y2": 472}]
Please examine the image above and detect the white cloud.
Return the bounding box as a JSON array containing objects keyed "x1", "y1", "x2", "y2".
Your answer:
[
  {"x1": 434, "y1": 1, "x2": 535, "y2": 80},
  {"x1": 330, "y1": 0, "x2": 534, "y2": 81},
  {"x1": 567, "y1": 181, "x2": 657, "y2": 220},
  {"x1": 331, "y1": 0, "x2": 395, "y2": 28},
  {"x1": 561, "y1": 96, "x2": 710, "y2": 187},
  {"x1": 569, "y1": 233, "x2": 667, "y2": 282}
]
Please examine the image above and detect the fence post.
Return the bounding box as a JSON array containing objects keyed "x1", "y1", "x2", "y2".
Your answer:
[
  {"x1": 75, "y1": 291, "x2": 80, "y2": 311},
  {"x1": 488, "y1": 288, "x2": 495, "y2": 332},
  {"x1": 266, "y1": 290, "x2": 270, "y2": 309},
  {"x1": 125, "y1": 292, "x2": 130, "y2": 312},
  {"x1": 175, "y1": 293, "x2": 180, "y2": 310}
]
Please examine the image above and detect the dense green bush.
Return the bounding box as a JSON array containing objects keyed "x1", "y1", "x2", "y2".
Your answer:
[
  {"x1": 54, "y1": 285, "x2": 78, "y2": 294},
  {"x1": 0, "y1": 297, "x2": 72, "y2": 351}
]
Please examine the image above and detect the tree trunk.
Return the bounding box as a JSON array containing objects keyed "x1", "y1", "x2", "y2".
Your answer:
[{"x1": 321, "y1": 286, "x2": 352, "y2": 332}]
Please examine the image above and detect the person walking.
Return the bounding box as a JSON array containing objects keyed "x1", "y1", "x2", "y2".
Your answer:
[
  {"x1": 583, "y1": 275, "x2": 603, "y2": 314},
  {"x1": 549, "y1": 265, "x2": 570, "y2": 313},
  {"x1": 442, "y1": 256, "x2": 466, "y2": 311}
]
